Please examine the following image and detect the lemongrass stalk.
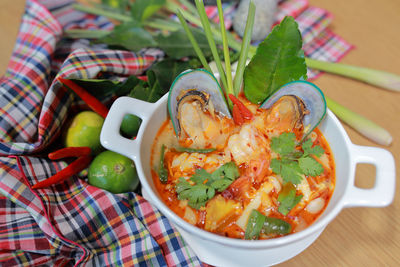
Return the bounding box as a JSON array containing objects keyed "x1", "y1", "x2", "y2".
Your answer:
[
  {"x1": 64, "y1": 29, "x2": 110, "y2": 39},
  {"x1": 176, "y1": 10, "x2": 212, "y2": 73},
  {"x1": 178, "y1": 0, "x2": 198, "y2": 15},
  {"x1": 306, "y1": 58, "x2": 400, "y2": 92},
  {"x1": 72, "y1": 3, "x2": 131, "y2": 22},
  {"x1": 326, "y1": 97, "x2": 392, "y2": 146},
  {"x1": 146, "y1": 18, "x2": 182, "y2": 31},
  {"x1": 194, "y1": 0, "x2": 228, "y2": 91},
  {"x1": 165, "y1": 2, "x2": 225, "y2": 43},
  {"x1": 233, "y1": 1, "x2": 255, "y2": 96},
  {"x1": 217, "y1": 0, "x2": 234, "y2": 98}
]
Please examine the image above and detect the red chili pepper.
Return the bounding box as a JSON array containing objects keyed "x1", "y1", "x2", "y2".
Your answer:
[
  {"x1": 228, "y1": 94, "x2": 254, "y2": 120},
  {"x1": 137, "y1": 75, "x2": 148, "y2": 82},
  {"x1": 48, "y1": 147, "x2": 92, "y2": 160},
  {"x1": 32, "y1": 155, "x2": 92, "y2": 189},
  {"x1": 232, "y1": 104, "x2": 244, "y2": 125},
  {"x1": 58, "y1": 77, "x2": 109, "y2": 118}
]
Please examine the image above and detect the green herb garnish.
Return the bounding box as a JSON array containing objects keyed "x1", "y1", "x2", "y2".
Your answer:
[
  {"x1": 245, "y1": 210, "x2": 265, "y2": 240},
  {"x1": 277, "y1": 182, "x2": 302, "y2": 215},
  {"x1": 176, "y1": 161, "x2": 240, "y2": 209},
  {"x1": 158, "y1": 145, "x2": 168, "y2": 183},
  {"x1": 270, "y1": 132, "x2": 325, "y2": 184},
  {"x1": 175, "y1": 147, "x2": 216, "y2": 153},
  {"x1": 243, "y1": 16, "x2": 307, "y2": 104},
  {"x1": 245, "y1": 209, "x2": 292, "y2": 239}
]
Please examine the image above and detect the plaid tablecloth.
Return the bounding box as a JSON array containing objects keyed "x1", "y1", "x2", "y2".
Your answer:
[{"x1": 0, "y1": 0, "x2": 353, "y2": 266}]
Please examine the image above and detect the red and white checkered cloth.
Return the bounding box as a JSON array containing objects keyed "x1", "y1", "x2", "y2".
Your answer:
[{"x1": 0, "y1": 0, "x2": 353, "y2": 266}]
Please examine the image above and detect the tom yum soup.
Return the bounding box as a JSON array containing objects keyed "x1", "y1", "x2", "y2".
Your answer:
[{"x1": 150, "y1": 70, "x2": 335, "y2": 240}]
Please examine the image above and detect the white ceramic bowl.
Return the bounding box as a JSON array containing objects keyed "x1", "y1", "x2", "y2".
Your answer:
[{"x1": 100, "y1": 94, "x2": 395, "y2": 266}]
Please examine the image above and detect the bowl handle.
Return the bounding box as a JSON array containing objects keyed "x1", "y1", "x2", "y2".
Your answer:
[
  {"x1": 100, "y1": 96, "x2": 157, "y2": 160},
  {"x1": 343, "y1": 144, "x2": 396, "y2": 208}
]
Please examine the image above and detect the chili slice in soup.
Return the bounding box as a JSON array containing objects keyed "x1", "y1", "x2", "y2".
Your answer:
[{"x1": 150, "y1": 96, "x2": 335, "y2": 240}]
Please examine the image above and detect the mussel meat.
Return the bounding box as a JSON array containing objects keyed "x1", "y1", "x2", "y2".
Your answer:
[
  {"x1": 260, "y1": 80, "x2": 327, "y2": 139},
  {"x1": 168, "y1": 69, "x2": 232, "y2": 148}
]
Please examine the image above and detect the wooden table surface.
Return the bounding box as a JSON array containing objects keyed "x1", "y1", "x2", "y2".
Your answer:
[{"x1": 1, "y1": 0, "x2": 399, "y2": 266}]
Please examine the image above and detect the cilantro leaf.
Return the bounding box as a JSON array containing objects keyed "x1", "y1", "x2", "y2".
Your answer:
[
  {"x1": 270, "y1": 134, "x2": 326, "y2": 184},
  {"x1": 176, "y1": 178, "x2": 193, "y2": 200},
  {"x1": 277, "y1": 184, "x2": 303, "y2": 215},
  {"x1": 191, "y1": 168, "x2": 212, "y2": 184},
  {"x1": 210, "y1": 162, "x2": 240, "y2": 182},
  {"x1": 302, "y1": 139, "x2": 324, "y2": 157},
  {"x1": 298, "y1": 156, "x2": 324, "y2": 177},
  {"x1": 271, "y1": 132, "x2": 296, "y2": 156},
  {"x1": 210, "y1": 179, "x2": 232, "y2": 192},
  {"x1": 175, "y1": 162, "x2": 240, "y2": 209},
  {"x1": 188, "y1": 184, "x2": 215, "y2": 205},
  {"x1": 280, "y1": 161, "x2": 303, "y2": 184},
  {"x1": 271, "y1": 158, "x2": 303, "y2": 184}
]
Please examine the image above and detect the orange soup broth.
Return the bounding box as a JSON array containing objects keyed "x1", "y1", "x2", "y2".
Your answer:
[{"x1": 150, "y1": 99, "x2": 335, "y2": 239}]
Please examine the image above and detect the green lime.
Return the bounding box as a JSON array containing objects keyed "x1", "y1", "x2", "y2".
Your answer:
[
  {"x1": 65, "y1": 111, "x2": 104, "y2": 154},
  {"x1": 88, "y1": 150, "x2": 139, "y2": 194},
  {"x1": 120, "y1": 114, "x2": 141, "y2": 138}
]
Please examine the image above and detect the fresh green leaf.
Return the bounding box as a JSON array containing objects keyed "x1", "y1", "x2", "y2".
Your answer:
[
  {"x1": 70, "y1": 75, "x2": 141, "y2": 99},
  {"x1": 175, "y1": 161, "x2": 239, "y2": 209},
  {"x1": 128, "y1": 75, "x2": 163, "y2": 103},
  {"x1": 298, "y1": 156, "x2": 324, "y2": 177},
  {"x1": 189, "y1": 184, "x2": 215, "y2": 203},
  {"x1": 271, "y1": 158, "x2": 303, "y2": 184},
  {"x1": 96, "y1": 22, "x2": 157, "y2": 51},
  {"x1": 158, "y1": 145, "x2": 168, "y2": 183},
  {"x1": 302, "y1": 139, "x2": 324, "y2": 157},
  {"x1": 211, "y1": 162, "x2": 240, "y2": 182},
  {"x1": 190, "y1": 168, "x2": 212, "y2": 184},
  {"x1": 176, "y1": 177, "x2": 192, "y2": 198},
  {"x1": 209, "y1": 179, "x2": 232, "y2": 192},
  {"x1": 175, "y1": 147, "x2": 216, "y2": 153},
  {"x1": 271, "y1": 132, "x2": 296, "y2": 156},
  {"x1": 130, "y1": 0, "x2": 165, "y2": 22},
  {"x1": 271, "y1": 133, "x2": 325, "y2": 183},
  {"x1": 147, "y1": 58, "x2": 194, "y2": 92},
  {"x1": 262, "y1": 217, "x2": 292, "y2": 235},
  {"x1": 243, "y1": 16, "x2": 307, "y2": 104},
  {"x1": 277, "y1": 183, "x2": 303, "y2": 215},
  {"x1": 176, "y1": 178, "x2": 215, "y2": 209},
  {"x1": 245, "y1": 210, "x2": 266, "y2": 240},
  {"x1": 154, "y1": 28, "x2": 212, "y2": 59}
]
